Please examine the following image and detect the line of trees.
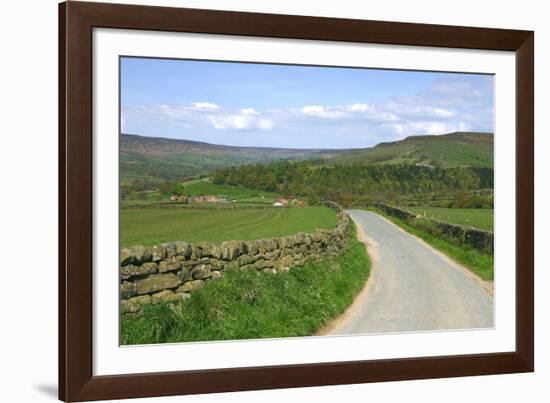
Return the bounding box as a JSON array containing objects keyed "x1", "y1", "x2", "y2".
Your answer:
[{"x1": 212, "y1": 160, "x2": 493, "y2": 205}]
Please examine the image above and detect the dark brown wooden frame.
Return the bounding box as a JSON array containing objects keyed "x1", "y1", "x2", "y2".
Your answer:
[{"x1": 59, "y1": 1, "x2": 534, "y2": 401}]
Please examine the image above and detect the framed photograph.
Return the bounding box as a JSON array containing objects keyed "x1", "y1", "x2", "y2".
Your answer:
[{"x1": 59, "y1": 1, "x2": 534, "y2": 401}]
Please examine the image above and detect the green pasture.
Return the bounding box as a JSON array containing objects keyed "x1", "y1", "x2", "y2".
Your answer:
[
  {"x1": 408, "y1": 207, "x2": 494, "y2": 231},
  {"x1": 122, "y1": 180, "x2": 278, "y2": 208},
  {"x1": 183, "y1": 179, "x2": 276, "y2": 200},
  {"x1": 121, "y1": 206, "x2": 337, "y2": 247}
]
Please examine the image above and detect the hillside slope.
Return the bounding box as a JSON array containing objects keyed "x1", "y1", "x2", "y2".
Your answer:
[
  {"x1": 330, "y1": 132, "x2": 493, "y2": 168},
  {"x1": 121, "y1": 132, "x2": 494, "y2": 184},
  {"x1": 121, "y1": 134, "x2": 361, "y2": 183}
]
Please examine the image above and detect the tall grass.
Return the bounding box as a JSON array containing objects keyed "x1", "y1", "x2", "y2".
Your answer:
[{"x1": 121, "y1": 225, "x2": 371, "y2": 345}]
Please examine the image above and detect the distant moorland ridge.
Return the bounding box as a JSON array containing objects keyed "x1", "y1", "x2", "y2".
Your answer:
[
  {"x1": 120, "y1": 131, "x2": 493, "y2": 183},
  {"x1": 120, "y1": 133, "x2": 361, "y2": 182}
]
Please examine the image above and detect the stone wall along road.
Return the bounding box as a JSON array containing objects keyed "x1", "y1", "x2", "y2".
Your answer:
[{"x1": 369, "y1": 203, "x2": 493, "y2": 254}]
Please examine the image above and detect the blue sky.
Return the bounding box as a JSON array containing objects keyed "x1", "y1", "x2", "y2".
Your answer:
[{"x1": 121, "y1": 57, "x2": 494, "y2": 149}]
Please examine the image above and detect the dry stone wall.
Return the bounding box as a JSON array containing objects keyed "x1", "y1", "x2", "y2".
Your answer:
[
  {"x1": 120, "y1": 212, "x2": 351, "y2": 314},
  {"x1": 370, "y1": 202, "x2": 494, "y2": 254}
]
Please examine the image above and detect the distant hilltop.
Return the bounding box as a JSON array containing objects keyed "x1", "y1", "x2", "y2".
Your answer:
[
  {"x1": 120, "y1": 131, "x2": 493, "y2": 183},
  {"x1": 120, "y1": 133, "x2": 363, "y2": 183},
  {"x1": 328, "y1": 132, "x2": 493, "y2": 168}
]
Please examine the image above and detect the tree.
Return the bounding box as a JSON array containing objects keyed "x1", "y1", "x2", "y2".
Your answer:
[
  {"x1": 172, "y1": 182, "x2": 187, "y2": 196},
  {"x1": 158, "y1": 181, "x2": 175, "y2": 195}
]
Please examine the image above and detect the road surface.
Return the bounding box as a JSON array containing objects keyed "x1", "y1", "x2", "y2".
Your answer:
[{"x1": 330, "y1": 210, "x2": 493, "y2": 335}]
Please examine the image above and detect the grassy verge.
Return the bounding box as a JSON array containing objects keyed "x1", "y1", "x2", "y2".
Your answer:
[
  {"x1": 371, "y1": 209, "x2": 493, "y2": 281},
  {"x1": 121, "y1": 224, "x2": 371, "y2": 345}
]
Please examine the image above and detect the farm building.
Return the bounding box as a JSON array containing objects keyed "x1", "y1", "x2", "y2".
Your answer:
[
  {"x1": 273, "y1": 197, "x2": 307, "y2": 207},
  {"x1": 291, "y1": 199, "x2": 308, "y2": 207},
  {"x1": 170, "y1": 195, "x2": 188, "y2": 202},
  {"x1": 275, "y1": 197, "x2": 290, "y2": 206}
]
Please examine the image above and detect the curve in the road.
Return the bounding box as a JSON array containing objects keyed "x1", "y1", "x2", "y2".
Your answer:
[{"x1": 330, "y1": 210, "x2": 494, "y2": 335}]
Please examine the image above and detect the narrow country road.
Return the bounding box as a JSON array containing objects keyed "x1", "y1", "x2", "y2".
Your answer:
[{"x1": 330, "y1": 210, "x2": 493, "y2": 335}]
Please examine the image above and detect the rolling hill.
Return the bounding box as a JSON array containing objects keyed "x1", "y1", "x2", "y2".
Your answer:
[
  {"x1": 329, "y1": 132, "x2": 493, "y2": 168},
  {"x1": 120, "y1": 134, "x2": 361, "y2": 183},
  {"x1": 121, "y1": 132, "x2": 493, "y2": 184}
]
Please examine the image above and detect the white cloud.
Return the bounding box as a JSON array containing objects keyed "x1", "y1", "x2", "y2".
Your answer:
[
  {"x1": 386, "y1": 121, "x2": 472, "y2": 137},
  {"x1": 208, "y1": 111, "x2": 273, "y2": 131},
  {"x1": 257, "y1": 119, "x2": 274, "y2": 130},
  {"x1": 430, "y1": 80, "x2": 485, "y2": 98},
  {"x1": 299, "y1": 103, "x2": 398, "y2": 123},
  {"x1": 125, "y1": 102, "x2": 273, "y2": 132},
  {"x1": 346, "y1": 103, "x2": 373, "y2": 113},
  {"x1": 124, "y1": 75, "x2": 492, "y2": 144},
  {"x1": 240, "y1": 108, "x2": 259, "y2": 116},
  {"x1": 383, "y1": 102, "x2": 454, "y2": 118},
  {"x1": 190, "y1": 102, "x2": 220, "y2": 110},
  {"x1": 301, "y1": 105, "x2": 346, "y2": 119}
]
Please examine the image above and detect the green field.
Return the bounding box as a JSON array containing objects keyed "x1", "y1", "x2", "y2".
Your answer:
[
  {"x1": 407, "y1": 207, "x2": 493, "y2": 231},
  {"x1": 183, "y1": 179, "x2": 276, "y2": 201},
  {"x1": 121, "y1": 225, "x2": 371, "y2": 344},
  {"x1": 122, "y1": 180, "x2": 279, "y2": 208},
  {"x1": 121, "y1": 206, "x2": 337, "y2": 247}
]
